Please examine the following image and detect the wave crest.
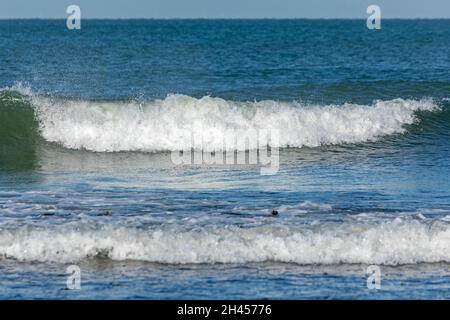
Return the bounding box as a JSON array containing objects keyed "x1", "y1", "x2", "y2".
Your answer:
[
  {"x1": 0, "y1": 220, "x2": 449, "y2": 265},
  {"x1": 33, "y1": 94, "x2": 439, "y2": 152},
  {"x1": 0, "y1": 86, "x2": 442, "y2": 152}
]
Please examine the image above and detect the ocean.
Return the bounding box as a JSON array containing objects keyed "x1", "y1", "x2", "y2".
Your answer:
[{"x1": 0, "y1": 19, "x2": 449, "y2": 299}]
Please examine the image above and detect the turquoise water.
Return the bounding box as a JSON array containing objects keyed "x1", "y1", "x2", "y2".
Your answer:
[{"x1": 0, "y1": 20, "x2": 449, "y2": 299}]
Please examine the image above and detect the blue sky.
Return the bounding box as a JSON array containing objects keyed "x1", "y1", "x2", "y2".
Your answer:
[{"x1": 0, "y1": 0, "x2": 449, "y2": 19}]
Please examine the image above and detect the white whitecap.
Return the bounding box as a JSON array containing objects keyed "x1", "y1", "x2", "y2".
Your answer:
[{"x1": 29, "y1": 94, "x2": 439, "y2": 152}]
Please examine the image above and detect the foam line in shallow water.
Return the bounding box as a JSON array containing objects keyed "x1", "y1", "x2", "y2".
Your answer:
[{"x1": 0, "y1": 219, "x2": 449, "y2": 265}]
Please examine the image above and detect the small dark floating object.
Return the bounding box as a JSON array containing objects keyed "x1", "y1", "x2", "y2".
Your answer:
[
  {"x1": 42, "y1": 213, "x2": 54, "y2": 216},
  {"x1": 102, "y1": 209, "x2": 111, "y2": 216},
  {"x1": 271, "y1": 209, "x2": 279, "y2": 216}
]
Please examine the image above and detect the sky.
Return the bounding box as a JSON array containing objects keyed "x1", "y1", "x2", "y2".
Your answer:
[{"x1": 0, "y1": 0, "x2": 449, "y2": 19}]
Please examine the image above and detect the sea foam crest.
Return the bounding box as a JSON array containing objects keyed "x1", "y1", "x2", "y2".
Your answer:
[
  {"x1": 0, "y1": 220, "x2": 449, "y2": 264},
  {"x1": 30, "y1": 94, "x2": 438, "y2": 152}
]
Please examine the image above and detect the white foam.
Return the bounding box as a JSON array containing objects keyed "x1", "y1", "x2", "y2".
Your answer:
[
  {"x1": 1, "y1": 82, "x2": 33, "y2": 96},
  {"x1": 0, "y1": 220, "x2": 449, "y2": 265},
  {"x1": 30, "y1": 94, "x2": 438, "y2": 152},
  {"x1": 278, "y1": 201, "x2": 332, "y2": 214}
]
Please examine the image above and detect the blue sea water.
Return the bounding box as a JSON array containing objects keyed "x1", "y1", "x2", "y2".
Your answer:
[{"x1": 0, "y1": 19, "x2": 449, "y2": 299}]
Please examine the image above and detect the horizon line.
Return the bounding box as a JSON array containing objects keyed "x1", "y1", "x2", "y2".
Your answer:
[{"x1": 1, "y1": 17, "x2": 450, "y2": 20}]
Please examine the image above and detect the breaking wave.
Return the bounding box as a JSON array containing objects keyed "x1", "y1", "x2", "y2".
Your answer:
[
  {"x1": 0, "y1": 86, "x2": 445, "y2": 154},
  {"x1": 0, "y1": 219, "x2": 449, "y2": 265}
]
